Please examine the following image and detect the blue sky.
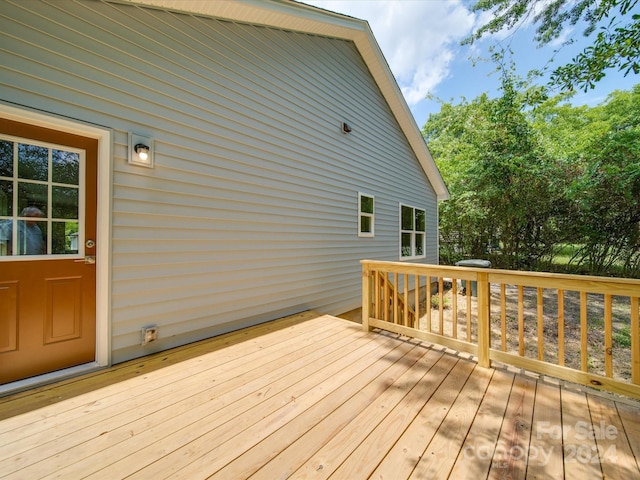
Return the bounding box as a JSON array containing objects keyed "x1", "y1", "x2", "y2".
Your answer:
[{"x1": 299, "y1": 0, "x2": 640, "y2": 127}]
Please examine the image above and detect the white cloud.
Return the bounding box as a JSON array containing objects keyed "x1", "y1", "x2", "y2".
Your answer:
[{"x1": 301, "y1": 1, "x2": 475, "y2": 107}]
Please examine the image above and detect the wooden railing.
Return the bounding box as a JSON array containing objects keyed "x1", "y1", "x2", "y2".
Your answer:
[{"x1": 362, "y1": 260, "x2": 640, "y2": 399}]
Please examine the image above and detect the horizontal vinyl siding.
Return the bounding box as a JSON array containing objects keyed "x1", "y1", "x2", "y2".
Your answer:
[{"x1": 0, "y1": 0, "x2": 438, "y2": 362}]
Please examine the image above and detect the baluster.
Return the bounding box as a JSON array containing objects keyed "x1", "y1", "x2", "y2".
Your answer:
[
  {"x1": 393, "y1": 272, "x2": 399, "y2": 324},
  {"x1": 518, "y1": 286, "x2": 524, "y2": 356},
  {"x1": 537, "y1": 287, "x2": 544, "y2": 361},
  {"x1": 558, "y1": 289, "x2": 565, "y2": 366},
  {"x1": 414, "y1": 274, "x2": 420, "y2": 329},
  {"x1": 580, "y1": 291, "x2": 588, "y2": 372},
  {"x1": 500, "y1": 284, "x2": 507, "y2": 352},
  {"x1": 604, "y1": 294, "x2": 613, "y2": 378},
  {"x1": 438, "y1": 277, "x2": 444, "y2": 335},
  {"x1": 452, "y1": 278, "x2": 458, "y2": 339},
  {"x1": 632, "y1": 297, "x2": 639, "y2": 385},
  {"x1": 466, "y1": 286, "x2": 472, "y2": 342},
  {"x1": 403, "y1": 273, "x2": 409, "y2": 327},
  {"x1": 426, "y1": 280, "x2": 432, "y2": 333}
]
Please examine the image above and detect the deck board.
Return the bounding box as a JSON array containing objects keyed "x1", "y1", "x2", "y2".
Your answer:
[
  {"x1": 1, "y1": 311, "x2": 639, "y2": 479},
  {"x1": 527, "y1": 381, "x2": 564, "y2": 478}
]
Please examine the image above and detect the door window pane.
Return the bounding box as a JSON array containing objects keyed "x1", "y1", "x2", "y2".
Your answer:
[
  {"x1": 0, "y1": 220, "x2": 12, "y2": 256},
  {"x1": 52, "y1": 186, "x2": 79, "y2": 219},
  {"x1": 18, "y1": 143, "x2": 48, "y2": 181},
  {"x1": 52, "y1": 221, "x2": 78, "y2": 254},
  {"x1": 0, "y1": 140, "x2": 13, "y2": 177},
  {"x1": 16, "y1": 219, "x2": 47, "y2": 256},
  {"x1": 52, "y1": 149, "x2": 80, "y2": 185},
  {"x1": 0, "y1": 180, "x2": 12, "y2": 216},
  {"x1": 18, "y1": 182, "x2": 48, "y2": 216}
]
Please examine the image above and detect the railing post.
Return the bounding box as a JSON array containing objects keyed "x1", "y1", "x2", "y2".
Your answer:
[
  {"x1": 362, "y1": 262, "x2": 372, "y2": 331},
  {"x1": 477, "y1": 271, "x2": 491, "y2": 368}
]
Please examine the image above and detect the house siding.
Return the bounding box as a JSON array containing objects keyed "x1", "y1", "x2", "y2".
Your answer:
[{"x1": 0, "y1": 0, "x2": 438, "y2": 363}]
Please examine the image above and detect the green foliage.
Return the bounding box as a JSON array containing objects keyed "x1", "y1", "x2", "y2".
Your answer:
[
  {"x1": 551, "y1": 13, "x2": 640, "y2": 91},
  {"x1": 552, "y1": 86, "x2": 640, "y2": 275},
  {"x1": 466, "y1": 0, "x2": 640, "y2": 92},
  {"x1": 614, "y1": 325, "x2": 632, "y2": 347},
  {"x1": 430, "y1": 294, "x2": 451, "y2": 310},
  {"x1": 427, "y1": 73, "x2": 568, "y2": 269},
  {"x1": 428, "y1": 79, "x2": 640, "y2": 277}
]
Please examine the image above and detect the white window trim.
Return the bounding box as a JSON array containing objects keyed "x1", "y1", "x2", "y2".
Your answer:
[
  {"x1": 358, "y1": 192, "x2": 374, "y2": 237},
  {"x1": 399, "y1": 203, "x2": 426, "y2": 260}
]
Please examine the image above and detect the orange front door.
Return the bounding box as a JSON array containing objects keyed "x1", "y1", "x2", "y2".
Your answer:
[{"x1": 0, "y1": 119, "x2": 97, "y2": 384}]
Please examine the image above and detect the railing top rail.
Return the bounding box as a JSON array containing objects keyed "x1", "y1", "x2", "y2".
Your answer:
[{"x1": 361, "y1": 260, "x2": 640, "y2": 296}]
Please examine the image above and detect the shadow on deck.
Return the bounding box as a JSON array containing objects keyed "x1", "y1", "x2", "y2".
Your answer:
[{"x1": 1, "y1": 310, "x2": 639, "y2": 479}]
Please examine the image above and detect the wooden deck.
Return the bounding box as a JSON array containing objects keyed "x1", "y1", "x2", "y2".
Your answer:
[{"x1": 1, "y1": 311, "x2": 639, "y2": 479}]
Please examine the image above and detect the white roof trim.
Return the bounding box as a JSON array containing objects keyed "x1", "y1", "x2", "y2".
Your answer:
[{"x1": 115, "y1": 0, "x2": 449, "y2": 200}]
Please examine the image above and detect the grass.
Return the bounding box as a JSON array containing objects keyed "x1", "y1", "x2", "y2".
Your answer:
[
  {"x1": 614, "y1": 325, "x2": 632, "y2": 348},
  {"x1": 553, "y1": 243, "x2": 581, "y2": 265}
]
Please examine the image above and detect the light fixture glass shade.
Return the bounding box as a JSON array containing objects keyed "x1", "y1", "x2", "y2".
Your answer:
[{"x1": 135, "y1": 144, "x2": 149, "y2": 161}]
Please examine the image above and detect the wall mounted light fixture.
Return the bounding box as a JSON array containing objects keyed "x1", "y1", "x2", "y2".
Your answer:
[
  {"x1": 342, "y1": 122, "x2": 352, "y2": 134},
  {"x1": 128, "y1": 132, "x2": 154, "y2": 167}
]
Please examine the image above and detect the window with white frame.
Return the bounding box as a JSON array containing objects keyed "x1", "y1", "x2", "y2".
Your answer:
[
  {"x1": 358, "y1": 192, "x2": 374, "y2": 237},
  {"x1": 400, "y1": 203, "x2": 425, "y2": 258}
]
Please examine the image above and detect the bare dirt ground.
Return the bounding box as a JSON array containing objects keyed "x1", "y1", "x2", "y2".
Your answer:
[{"x1": 419, "y1": 282, "x2": 634, "y2": 381}]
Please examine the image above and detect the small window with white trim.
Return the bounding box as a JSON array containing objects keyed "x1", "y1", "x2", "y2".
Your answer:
[
  {"x1": 358, "y1": 192, "x2": 374, "y2": 237},
  {"x1": 400, "y1": 203, "x2": 425, "y2": 259}
]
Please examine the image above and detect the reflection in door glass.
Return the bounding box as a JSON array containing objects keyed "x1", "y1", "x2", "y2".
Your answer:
[
  {"x1": 18, "y1": 143, "x2": 48, "y2": 181},
  {"x1": 0, "y1": 180, "x2": 12, "y2": 216},
  {"x1": 53, "y1": 149, "x2": 79, "y2": 185},
  {"x1": 52, "y1": 186, "x2": 79, "y2": 219},
  {"x1": 18, "y1": 182, "x2": 48, "y2": 216},
  {"x1": 0, "y1": 140, "x2": 13, "y2": 177},
  {"x1": 0, "y1": 217, "x2": 47, "y2": 256},
  {"x1": 52, "y1": 221, "x2": 78, "y2": 254}
]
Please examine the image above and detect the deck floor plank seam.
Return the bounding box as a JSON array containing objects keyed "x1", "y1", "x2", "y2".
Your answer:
[
  {"x1": 448, "y1": 369, "x2": 516, "y2": 478},
  {"x1": 0, "y1": 312, "x2": 638, "y2": 480},
  {"x1": 243, "y1": 345, "x2": 452, "y2": 480},
  {"x1": 0, "y1": 319, "x2": 366, "y2": 475},
  {"x1": 0, "y1": 311, "x2": 323, "y2": 412},
  {"x1": 408, "y1": 365, "x2": 495, "y2": 479},
  {"x1": 79, "y1": 326, "x2": 412, "y2": 479},
  {"x1": 0, "y1": 311, "x2": 333, "y2": 423},
  {"x1": 329, "y1": 350, "x2": 463, "y2": 479},
  {"x1": 213, "y1": 345, "x2": 447, "y2": 479},
  {"x1": 525, "y1": 381, "x2": 564, "y2": 478}
]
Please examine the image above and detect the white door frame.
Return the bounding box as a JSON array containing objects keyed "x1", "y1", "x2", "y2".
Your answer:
[{"x1": 0, "y1": 102, "x2": 112, "y2": 395}]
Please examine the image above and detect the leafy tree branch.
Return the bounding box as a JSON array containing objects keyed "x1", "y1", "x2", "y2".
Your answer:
[{"x1": 465, "y1": 0, "x2": 639, "y2": 91}]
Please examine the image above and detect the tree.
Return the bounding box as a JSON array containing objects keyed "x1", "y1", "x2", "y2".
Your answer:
[
  {"x1": 425, "y1": 74, "x2": 567, "y2": 268},
  {"x1": 566, "y1": 87, "x2": 640, "y2": 275},
  {"x1": 465, "y1": 0, "x2": 640, "y2": 92}
]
